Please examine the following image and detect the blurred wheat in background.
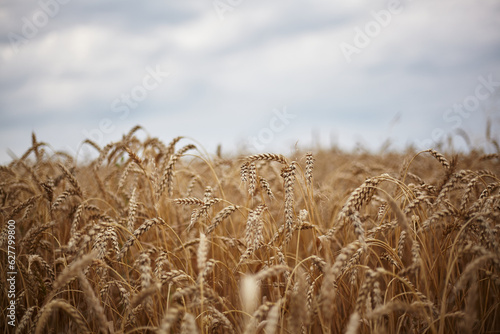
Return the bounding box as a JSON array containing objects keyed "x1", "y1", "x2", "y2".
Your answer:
[{"x1": 1, "y1": 125, "x2": 499, "y2": 333}]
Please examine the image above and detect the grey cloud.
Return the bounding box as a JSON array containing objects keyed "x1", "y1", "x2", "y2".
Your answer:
[{"x1": 1, "y1": 0, "x2": 500, "y2": 164}]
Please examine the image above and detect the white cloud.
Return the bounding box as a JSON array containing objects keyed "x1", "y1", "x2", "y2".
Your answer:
[{"x1": 1, "y1": 0, "x2": 500, "y2": 164}]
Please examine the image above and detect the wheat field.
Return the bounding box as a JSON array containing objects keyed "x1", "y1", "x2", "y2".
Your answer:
[{"x1": 1, "y1": 125, "x2": 499, "y2": 333}]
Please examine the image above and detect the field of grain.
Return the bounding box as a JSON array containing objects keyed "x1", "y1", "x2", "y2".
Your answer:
[{"x1": 1, "y1": 125, "x2": 499, "y2": 333}]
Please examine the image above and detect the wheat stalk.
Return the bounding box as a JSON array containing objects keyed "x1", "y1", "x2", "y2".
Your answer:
[
  {"x1": 117, "y1": 217, "x2": 166, "y2": 261},
  {"x1": 34, "y1": 299, "x2": 89, "y2": 334}
]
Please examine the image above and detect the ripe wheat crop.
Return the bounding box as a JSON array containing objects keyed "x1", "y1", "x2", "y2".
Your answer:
[{"x1": 1, "y1": 126, "x2": 499, "y2": 333}]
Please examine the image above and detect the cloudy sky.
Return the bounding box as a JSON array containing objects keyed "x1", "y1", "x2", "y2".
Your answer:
[{"x1": 1, "y1": 0, "x2": 500, "y2": 163}]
